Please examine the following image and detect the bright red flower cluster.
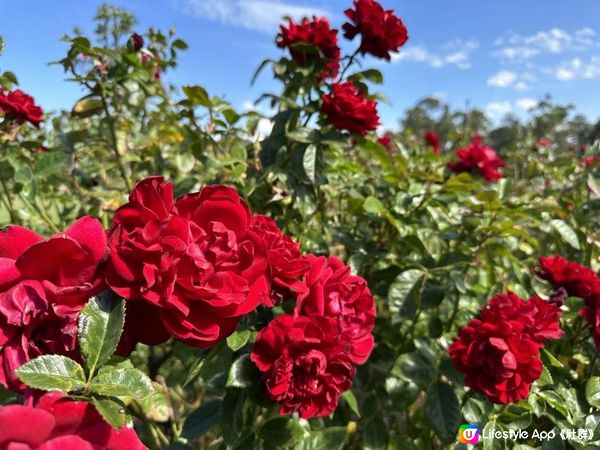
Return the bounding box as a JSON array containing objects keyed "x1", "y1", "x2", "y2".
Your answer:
[
  {"x1": 0, "y1": 88, "x2": 44, "y2": 126},
  {"x1": 424, "y1": 131, "x2": 441, "y2": 154},
  {"x1": 343, "y1": 0, "x2": 409, "y2": 60},
  {"x1": 447, "y1": 135, "x2": 505, "y2": 181},
  {"x1": 449, "y1": 292, "x2": 562, "y2": 404},
  {"x1": 0, "y1": 392, "x2": 147, "y2": 449},
  {"x1": 0, "y1": 218, "x2": 106, "y2": 391},
  {"x1": 251, "y1": 255, "x2": 375, "y2": 418},
  {"x1": 277, "y1": 16, "x2": 340, "y2": 79},
  {"x1": 537, "y1": 256, "x2": 600, "y2": 349},
  {"x1": 321, "y1": 81, "x2": 379, "y2": 136}
]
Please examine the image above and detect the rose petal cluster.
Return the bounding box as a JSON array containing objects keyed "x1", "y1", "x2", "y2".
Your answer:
[
  {"x1": 106, "y1": 177, "x2": 270, "y2": 351},
  {"x1": 424, "y1": 131, "x2": 441, "y2": 154},
  {"x1": 277, "y1": 16, "x2": 340, "y2": 79},
  {"x1": 447, "y1": 135, "x2": 505, "y2": 181},
  {"x1": 449, "y1": 292, "x2": 562, "y2": 404},
  {"x1": 0, "y1": 218, "x2": 107, "y2": 390},
  {"x1": 0, "y1": 88, "x2": 44, "y2": 126},
  {"x1": 321, "y1": 81, "x2": 379, "y2": 136},
  {"x1": 342, "y1": 0, "x2": 408, "y2": 60},
  {"x1": 0, "y1": 391, "x2": 147, "y2": 449},
  {"x1": 537, "y1": 256, "x2": 600, "y2": 348},
  {"x1": 251, "y1": 255, "x2": 375, "y2": 418}
]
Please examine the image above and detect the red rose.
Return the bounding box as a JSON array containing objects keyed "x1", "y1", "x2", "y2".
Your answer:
[
  {"x1": 295, "y1": 255, "x2": 375, "y2": 364},
  {"x1": 479, "y1": 292, "x2": 562, "y2": 346},
  {"x1": 537, "y1": 137, "x2": 551, "y2": 148},
  {"x1": 107, "y1": 177, "x2": 269, "y2": 350},
  {"x1": 277, "y1": 16, "x2": 340, "y2": 79},
  {"x1": 449, "y1": 293, "x2": 553, "y2": 404},
  {"x1": 424, "y1": 131, "x2": 441, "y2": 154},
  {"x1": 0, "y1": 392, "x2": 147, "y2": 449},
  {"x1": 250, "y1": 215, "x2": 309, "y2": 306},
  {"x1": 251, "y1": 314, "x2": 355, "y2": 418},
  {"x1": 321, "y1": 81, "x2": 379, "y2": 136},
  {"x1": 537, "y1": 256, "x2": 600, "y2": 349},
  {"x1": 0, "y1": 88, "x2": 44, "y2": 126},
  {"x1": 129, "y1": 33, "x2": 144, "y2": 52},
  {"x1": 584, "y1": 155, "x2": 600, "y2": 166},
  {"x1": 0, "y1": 299, "x2": 80, "y2": 391},
  {"x1": 342, "y1": 0, "x2": 408, "y2": 60},
  {"x1": 377, "y1": 134, "x2": 393, "y2": 151},
  {"x1": 447, "y1": 135, "x2": 505, "y2": 181},
  {"x1": 0, "y1": 217, "x2": 107, "y2": 305},
  {"x1": 537, "y1": 256, "x2": 600, "y2": 300}
]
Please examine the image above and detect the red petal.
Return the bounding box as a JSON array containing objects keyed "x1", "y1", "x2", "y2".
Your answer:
[{"x1": 0, "y1": 226, "x2": 42, "y2": 259}]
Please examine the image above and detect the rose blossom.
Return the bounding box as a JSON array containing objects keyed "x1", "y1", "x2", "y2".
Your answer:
[
  {"x1": 321, "y1": 81, "x2": 379, "y2": 136},
  {"x1": 342, "y1": 0, "x2": 408, "y2": 60},
  {"x1": 449, "y1": 292, "x2": 561, "y2": 404},
  {"x1": 250, "y1": 215, "x2": 309, "y2": 306},
  {"x1": 295, "y1": 255, "x2": 375, "y2": 364},
  {"x1": 0, "y1": 88, "x2": 44, "y2": 126},
  {"x1": 106, "y1": 177, "x2": 269, "y2": 350},
  {"x1": 277, "y1": 16, "x2": 340, "y2": 79},
  {"x1": 251, "y1": 314, "x2": 355, "y2": 418},
  {"x1": 447, "y1": 135, "x2": 505, "y2": 181},
  {"x1": 424, "y1": 131, "x2": 441, "y2": 154},
  {"x1": 0, "y1": 391, "x2": 147, "y2": 449}
]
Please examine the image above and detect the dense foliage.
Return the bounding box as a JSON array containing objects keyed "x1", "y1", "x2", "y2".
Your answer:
[{"x1": 1, "y1": 2, "x2": 600, "y2": 449}]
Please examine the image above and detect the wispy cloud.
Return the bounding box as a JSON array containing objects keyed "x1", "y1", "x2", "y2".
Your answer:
[
  {"x1": 487, "y1": 70, "x2": 535, "y2": 90},
  {"x1": 515, "y1": 97, "x2": 537, "y2": 111},
  {"x1": 554, "y1": 56, "x2": 600, "y2": 81},
  {"x1": 493, "y1": 27, "x2": 599, "y2": 61},
  {"x1": 173, "y1": 0, "x2": 330, "y2": 34},
  {"x1": 392, "y1": 39, "x2": 478, "y2": 69}
]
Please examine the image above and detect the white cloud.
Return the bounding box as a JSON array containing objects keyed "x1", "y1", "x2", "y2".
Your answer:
[
  {"x1": 516, "y1": 98, "x2": 537, "y2": 110},
  {"x1": 485, "y1": 101, "x2": 512, "y2": 118},
  {"x1": 493, "y1": 27, "x2": 599, "y2": 61},
  {"x1": 514, "y1": 81, "x2": 529, "y2": 90},
  {"x1": 555, "y1": 56, "x2": 600, "y2": 80},
  {"x1": 392, "y1": 39, "x2": 478, "y2": 69},
  {"x1": 487, "y1": 70, "x2": 518, "y2": 87},
  {"x1": 173, "y1": 0, "x2": 330, "y2": 34}
]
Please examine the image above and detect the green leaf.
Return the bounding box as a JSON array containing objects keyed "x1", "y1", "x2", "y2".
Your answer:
[
  {"x1": 302, "y1": 144, "x2": 318, "y2": 184},
  {"x1": 363, "y1": 196, "x2": 385, "y2": 214},
  {"x1": 351, "y1": 69, "x2": 384, "y2": 84},
  {"x1": 342, "y1": 390, "x2": 360, "y2": 417},
  {"x1": 550, "y1": 219, "x2": 580, "y2": 250},
  {"x1": 172, "y1": 39, "x2": 188, "y2": 49},
  {"x1": 226, "y1": 330, "x2": 251, "y2": 351},
  {"x1": 425, "y1": 381, "x2": 460, "y2": 442},
  {"x1": 387, "y1": 269, "x2": 425, "y2": 318},
  {"x1": 183, "y1": 85, "x2": 211, "y2": 107},
  {"x1": 91, "y1": 396, "x2": 128, "y2": 429},
  {"x1": 71, "y1": 97, "x2": 103, "y2": 117},
  {"x1": 363, "y1": 418, "x2": 389, "y2": 450},
  {"x1": 15, "y1": 355, "x2": 85, "y2": 392},
  {"x1": 34, "y1": 152, "x2": 69, "y2": 178},
  {"x1": 182, "y1": 399, "x2": 222, "y2": 439},
  {"x1": 294, "y1": 427, "x2": 347, "y2": 450},
  {"x1": 586, "y1": 377, "x2": 600, "y2": 408},
  {"x1": 226, "y1": 354, "x2": 255, "y2": 388},
  {"x1": 89, "y1": 368, "x2": 154, "y2": 398},
  {"x1": 78, "y1": 291, "x2": 125, "y2": 377},
  {"x1": 483, "y1": 420, "x2": 506, "y2": 450},
  {"x1": 0, "y1": 161, "x2": 15, "y2": 181},
  {"x1": 258, "y1": 417, "x2": 305, "y2": 448}
]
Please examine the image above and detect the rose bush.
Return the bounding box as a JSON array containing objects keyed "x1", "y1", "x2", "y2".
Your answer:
[{"x1": 0, "y1": 0, "x2": 599, "y2": 449}]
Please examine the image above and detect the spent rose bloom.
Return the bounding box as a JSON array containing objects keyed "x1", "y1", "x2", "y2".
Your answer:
[
  {"x1": 321, "y1": 81, "x2": 379, "y2": 136},
  {"x1": 106, "y1": 177, "x2": 269, "y2": 350},
  {"x1": 424, "y1": 131, "x2": 441, "y2": 154},
  {"x1": 449, "y1": 292, "x2": 561, "y2": 404},
  {"x1": 342, "y1": 0, "x2": 408, "y2": 60},
  {"x1": 295, "y1": 255, "x2": 375, "y2": 364},
  {"x1": 0, "y1": 88, "x2": 44, "y2": 126},
  {"x1": 277, "y1": 16, "x2": 340, "y2": 79},
  {"x1": 251, "y1": 314, "x2": 355, "y2": 418},
  {"x1": 0, "y1": 392, "x2": 147, "y2": 449},
  {"x1": 250, "y1": 215, "x2": 309, "y2": 306},
  {"x1": 447, "y1": 135, "x2": 505, "y2": 181},
  {"x1": 129, "y1": 33, "x2": 144, "y2": 52}
]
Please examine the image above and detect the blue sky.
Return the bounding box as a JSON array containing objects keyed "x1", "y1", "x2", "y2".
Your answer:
[{"x1": 1, "y1": 0, "x2": 600, "y2": 129}]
